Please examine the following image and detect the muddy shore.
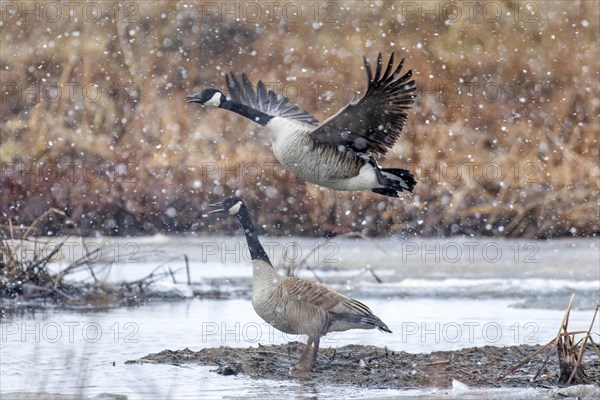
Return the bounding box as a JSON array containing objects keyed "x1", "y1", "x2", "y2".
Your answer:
[{"x1": 127, "y1": 343, "x2": 600, "y2": 391}]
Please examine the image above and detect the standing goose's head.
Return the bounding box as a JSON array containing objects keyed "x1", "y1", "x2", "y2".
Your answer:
[
  {"x1": 208, "y1": 196, "x2": 267, "y2": 262},
  {"x1": 186, "y1": 88, "x2": 225, "y2": 107},
  {"x1": 208, "y1": 196, "x2": 245, "y2": 216}
]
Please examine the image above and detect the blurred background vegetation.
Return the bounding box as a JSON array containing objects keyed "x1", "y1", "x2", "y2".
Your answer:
[{"x1": 1, "y1": 1, "x2": 598, "y2": 238}]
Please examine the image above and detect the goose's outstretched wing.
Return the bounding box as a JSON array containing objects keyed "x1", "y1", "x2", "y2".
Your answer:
[
  {"x1": 310, "y1": 53, "x2": 416, "y2": 155},
  {"x1": 226, "y1": 73, "x2": 319, "y2": 125}
]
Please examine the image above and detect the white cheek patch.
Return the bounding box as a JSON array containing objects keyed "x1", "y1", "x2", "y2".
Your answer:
[
  {"x1": 228, "y1": 201, "x2": 242, "y2": 215},
  {"x1": 204, "y1": 92, "x2": 222, "y2": 107}
]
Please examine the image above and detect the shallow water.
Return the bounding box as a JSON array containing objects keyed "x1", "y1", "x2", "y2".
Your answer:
[
  {"x1": 2, "y1": 298, "x2": 597, "y2": 399},
  {"x1": 2, "y1": 237, "x2": 599, "y2": 399}
]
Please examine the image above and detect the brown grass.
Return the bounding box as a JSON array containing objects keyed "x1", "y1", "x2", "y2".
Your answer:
[
  {"x1": 498, "y1": 294, "x2": 600, "y2": 385},
  {"x1": 1, "y1": 1, "x2": 598, "y2": 237}
]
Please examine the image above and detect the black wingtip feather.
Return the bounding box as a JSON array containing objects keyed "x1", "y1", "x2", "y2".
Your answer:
[
  {"x1": 381, "y1": 52, "x2": 395, "y2": 81},
  {"x1": 374, "y1": 52, "x2": 383, "y2": 82},
  {"x1": 256, "y1": 80, "x2": 267, "y2": 109},
  {"x1": 241, "y1": 74, "x2": 257, "y2": 104},
  {"x1": 363, "y1": 55, "x2": 373, "y2": 84}
]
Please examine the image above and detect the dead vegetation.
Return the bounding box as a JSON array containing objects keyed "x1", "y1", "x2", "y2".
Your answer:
[
  {"x1": 498, "y1": 294, "x2": 600, "y2": 385},
  {"x1": 0, "y1": 208, "x2": 184, "y2": 309},
  {"x1": 1, "y1": 1, "x2": 598, "y2": 238},
  {"x1": 127, "y1": 342, "x2": 600, "y2": 390}
]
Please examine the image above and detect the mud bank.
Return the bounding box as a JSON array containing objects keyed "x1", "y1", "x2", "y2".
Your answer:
[{"x1": 128, "y1": 343, "x2": 600, "y2": 390}]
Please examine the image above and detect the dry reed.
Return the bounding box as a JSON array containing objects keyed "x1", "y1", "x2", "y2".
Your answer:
[
  {"x1": 1, "y1": 1, "x2": 598, "y2": 237},
  {"x1": 497, "y1": 294, "x2": 600, "y2": 385}
]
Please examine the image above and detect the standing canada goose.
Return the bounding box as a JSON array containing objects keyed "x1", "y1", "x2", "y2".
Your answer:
[
  {"x1": 188, "y1": 52, "x2": 417, "y2": 198},
  {"x1": 209, "y1": 196, "x2": 392, "y2": 370}
]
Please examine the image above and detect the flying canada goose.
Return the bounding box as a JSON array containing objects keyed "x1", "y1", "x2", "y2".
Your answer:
[
  {"x1": 188, "y1": 53, "x2": 417, "y2": 198},
  {"x1": 209, "y1": 196, "x2": 392, "y2": 370}
]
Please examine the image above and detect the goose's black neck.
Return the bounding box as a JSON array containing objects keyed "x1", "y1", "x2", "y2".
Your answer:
[
  {"x1": 235, "y1": 206, "x2": 271, "y2": 264},
  {"x1": 221, "y1": 100, "x2": 273, "y2": 127}
]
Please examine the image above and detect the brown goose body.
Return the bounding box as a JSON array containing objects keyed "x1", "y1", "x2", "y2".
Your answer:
[
  {"x1": 210, "y1": 197, "x2": 391, "y2": 370},
  {"x1": 251, "y1": 259, "x2": 388, "y2": 336}
]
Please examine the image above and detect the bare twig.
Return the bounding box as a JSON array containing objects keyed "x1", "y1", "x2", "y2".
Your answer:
[
  {"x1": 496, "y1": 340, "x2": 555, "y2": 382},
  {"x1": 22, "y1": 208, "x2": 66, "y2": 239},
  {"x1": 185, "y1": 254, "x2": 191, "y2": 285},
  {"x1": 169, "y1": 267, "x2": 177, "y2": 284},
  {"x1": 368, "y1": 267, "x2": 383, "y2": 284}
]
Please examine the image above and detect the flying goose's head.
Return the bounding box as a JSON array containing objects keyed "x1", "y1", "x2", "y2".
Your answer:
[
  {"x1": 186, "y1": 88, "x2": 225, "y2": 107},
  {"x1": 208, "y1": 196, "x2": 245, "y2": 216}
]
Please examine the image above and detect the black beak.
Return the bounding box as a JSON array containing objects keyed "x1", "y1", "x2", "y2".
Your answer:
[
  {"x1": 208, "y1": 201, "x2": 226, "y2": 214},
  {"x1": 186, "y1": 94, "x2": 201, "y2": 103}
]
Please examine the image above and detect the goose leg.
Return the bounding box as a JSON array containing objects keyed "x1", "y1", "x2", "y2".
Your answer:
[
  {"x1": 368, "y1": 156, "x2": 407, "y2": 195},
  {"x1": 296, "y1": 336, "x2": 313, "y2": 369},
  {"x1": 310, "y1": 334, "x2": 321, "y2": 370}
]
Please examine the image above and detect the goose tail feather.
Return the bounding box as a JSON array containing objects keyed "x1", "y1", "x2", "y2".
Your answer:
[
  {"x1": 381, "y1": 168, "x2": 416, "y2": 192},
  {"x1": 371, "y1": 168, "x2": 416, "y2": 198},
  {"x1": 331, "y1": 313, "x2": 393, "y2": 333}
]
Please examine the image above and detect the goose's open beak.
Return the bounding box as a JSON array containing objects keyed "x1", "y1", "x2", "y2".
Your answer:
[
  {"x1": 186, "y1": 94, "x2": 201, "y2": 103},
  {"x1": 208, "y1": 201, "x2": 226, "y2": 214}
]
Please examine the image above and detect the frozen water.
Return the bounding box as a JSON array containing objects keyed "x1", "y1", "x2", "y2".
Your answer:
[{"x1": 2, "y1": 237, "x2": 598, "y2": 398}]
